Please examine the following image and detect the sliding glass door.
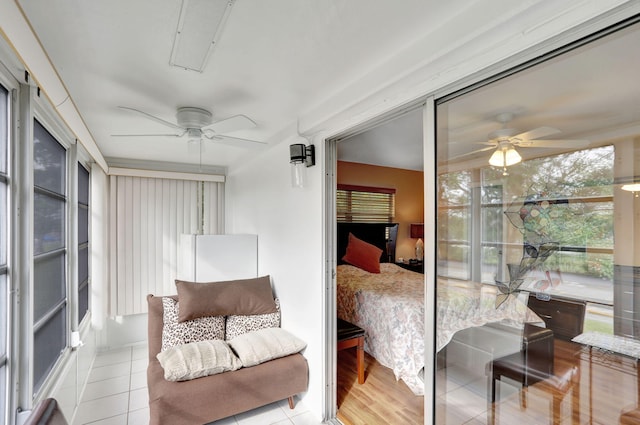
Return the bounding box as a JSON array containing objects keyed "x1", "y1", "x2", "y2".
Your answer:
[{"x1": 435, "y1": 18, "x2": 640, "y2": 424}]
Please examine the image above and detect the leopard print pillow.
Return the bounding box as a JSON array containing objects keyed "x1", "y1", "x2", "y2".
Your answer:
[
  {"x1": 225, "y1": 298, "x2": 281, "y2": 340},
  {"x1": 161, "y1": 297, "x2": 225, "y2": 351}
]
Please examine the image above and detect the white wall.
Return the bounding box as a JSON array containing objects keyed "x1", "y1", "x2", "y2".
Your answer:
[
  {"x1": 224, "y1": 3, "x2": 640, "y2": 422},
  {"x1": 225, "y1": 138, "x2": 324, "y2": 418}
]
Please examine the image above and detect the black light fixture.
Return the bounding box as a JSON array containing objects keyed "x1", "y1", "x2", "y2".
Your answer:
[{"x1": 289, "y1": 143, "x2": 315, "y2": 188}]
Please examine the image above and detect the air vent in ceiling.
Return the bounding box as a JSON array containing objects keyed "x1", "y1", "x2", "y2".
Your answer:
[{"x1": 169, "y1": 0, "x2": 235, "y2": 72}]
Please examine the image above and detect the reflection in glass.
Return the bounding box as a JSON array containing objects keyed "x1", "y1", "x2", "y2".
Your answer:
[
  {"x1": 33, "y1": 193, "x2": 65, "y2": 255},
  {"x1": 33, "y1": 253, "x2": 65, "y2": 323},
  {"x1": 33, "y1": 307, "x2": 66, "y2": 392},
  {"x1": 435, "y1": 21, "x2": 638, "y2": 425},
  {"x1": 34, "y1": 120, "x2": 66, "y2": 195}
]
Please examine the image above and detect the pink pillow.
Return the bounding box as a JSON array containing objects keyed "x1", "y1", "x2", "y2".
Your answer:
[{"x1": 342, "y1": 233, "x2": 383, "y2": 273}]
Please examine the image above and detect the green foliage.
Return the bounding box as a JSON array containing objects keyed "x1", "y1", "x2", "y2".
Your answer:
[{"x1": 438, "y1": 146, "x2": 615, "y2": 281}]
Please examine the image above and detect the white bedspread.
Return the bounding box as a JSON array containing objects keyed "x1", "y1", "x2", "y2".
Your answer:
[{"x1": 336, "y1": 263, "x2": 541, "y2": 396}]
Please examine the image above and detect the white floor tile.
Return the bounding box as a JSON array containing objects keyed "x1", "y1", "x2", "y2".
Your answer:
[
  {"x1": 88, "y1": 362, "x2": 131, "y2": 383},
  {"x1": 278, "y1": 398, "x2": 309, "y2": 418},
  {"x1": 81, "y1": 375, "x2": 130, "y2": 402},
  {"x1": 234, "y1": 403, "x2": 289, "y2": 425},
  {"x1": 74, "y1": 393, "x2": 129, "y2": 424},
  {"x1": 128, "y1": 387, "x2": 148, "y2": 412},
  {"x1": 130, "y1": 358, "x2": 147, "y2": 374},
  {"x1": 290, "y1": 412, "x2": 323, "y2": 425},
  {"x1": 81, "y1": 413, "x2": 128, "y2": 425},
  {"x1": 131, "y1": 345, "x2": 148, "y2": 361},
  {"x1": 129, "y1": 371, "x2": 147, "y2": 390},
  {"x1": 127, "y1": 407, "x2": 150, "y2": 425},
  {"x1": 270, "y1": 420, "x2": 293, "y2": 425},
  {"x1": 93, "y1": 348, "x2": 132, "y2": 368}
]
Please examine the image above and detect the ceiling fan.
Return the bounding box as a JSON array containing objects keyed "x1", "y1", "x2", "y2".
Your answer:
[
  {"x1": 113, "y1": 106, "x2": 266, "y2": 150},
  {"x1": 454, "y1": 112, "x2": 588, "y2": 175}
]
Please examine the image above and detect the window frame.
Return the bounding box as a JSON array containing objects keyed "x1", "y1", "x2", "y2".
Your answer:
[
  {"x1": 0, "y1": 76, "x2": 12, "y2": 425},
  {"x1": 77, "y1": 162, "x2": 90, "y2": 324}
]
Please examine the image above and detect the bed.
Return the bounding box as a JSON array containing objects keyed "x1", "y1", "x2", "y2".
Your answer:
[{"x1": 336, "y1": 222, "x2": 541, "y2": 396}]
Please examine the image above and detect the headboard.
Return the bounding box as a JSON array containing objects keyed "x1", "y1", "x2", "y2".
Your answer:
[{"x1": 337, "y1": 222, "x2": 399, "y2": 264}]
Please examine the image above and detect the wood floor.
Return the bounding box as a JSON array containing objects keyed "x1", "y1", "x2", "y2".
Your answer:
[
  {"x1": 338, "y1": 339, "x2": 640, "y2": 424},
  {"x1": 337, "y1": 348, "x2": 424, "y2": 425}
]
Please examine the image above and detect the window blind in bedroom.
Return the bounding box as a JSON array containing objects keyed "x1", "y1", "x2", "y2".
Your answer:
[
  {"x1": 109, "y1": 176, "x2": 223, "y2": 315},
  {"x1": 337, "y1": 184, "x2": 396, "y2": 223}
]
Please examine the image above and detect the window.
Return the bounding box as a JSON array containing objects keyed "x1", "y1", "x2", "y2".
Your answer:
[
  {"x1": 337, "y1": 184, "x2": 396, "y2": 223},
  {"x1": 33, "y1": 119, "x2": 67, "y2": 392},
  {"x1": 437, "y1": 146, "x2": 615, "y2": 304},
  {"x1": 437, "y1": 171, "x2": 472, "y2": 280},
  {"x1": 78, "y1": 164, "x2": 89, "y2": 322},
  {"x1": 0, "y1": 84, "x2": 9, "y2": 425}
]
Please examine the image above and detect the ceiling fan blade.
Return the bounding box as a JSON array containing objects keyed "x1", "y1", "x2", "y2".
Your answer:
[
  {"x1": 529, "y1": 139, "x2": 590, "y2": 148},
  {"x1": 513, "y1": 126, "x2": 561, "y2": 143},
  {"x1": 111, "y1": 130, "x2": 187, "y2": 138},
  {"x1": 118, "y1": 106, "x2": 183, "y2": 130},
  {"x1": 204, "y1": 114, "x2": 256, "y2": 134},
  {"x1": 206, "y1": 134, "x2": 267, "y2": 148},
  {"x1": 447, "y1": 145, "x2": 495, "y2": 161}
]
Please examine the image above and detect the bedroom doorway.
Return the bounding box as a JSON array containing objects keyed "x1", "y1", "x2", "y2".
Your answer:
[{"x1": 328, "y1": 106, "x2": 427, "y2": 424}]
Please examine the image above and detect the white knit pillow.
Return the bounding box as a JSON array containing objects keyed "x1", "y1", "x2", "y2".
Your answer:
[
  {"x1": 156, "y1": 339, "x2": 242, "y2": 382},
  {"x1": 161, "y1": 297, "x2": 225, "y2": 351},
  {"x1": 228, "y1": 327, "x2": 306, "y2": 367}
]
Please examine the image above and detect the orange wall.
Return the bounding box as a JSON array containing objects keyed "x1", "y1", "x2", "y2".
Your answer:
[{"x1": 337, "y1": 161, "x2": 424, "y2": 260}]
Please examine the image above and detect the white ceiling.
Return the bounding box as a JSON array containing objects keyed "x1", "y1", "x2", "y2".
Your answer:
[
  {"x1": 15, "y1": 0, "x2": 451, "y2": 169},
  {"x1": 339, "y1": 19, "x2": 640, "y2": 172},
  {"x1": 9, "y1": 1, "x2": 640, "y2": 173}
]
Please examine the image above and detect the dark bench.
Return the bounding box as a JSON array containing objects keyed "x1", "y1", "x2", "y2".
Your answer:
[{"x1": 337, "y1": 318, "x2": 366, "y2": 384}]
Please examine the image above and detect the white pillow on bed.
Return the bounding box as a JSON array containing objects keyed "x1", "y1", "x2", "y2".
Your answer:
[
  {"x1": 228, "y1": 327, "x2": 306, "y2": 367},
  {"x1": 156, "y1": 339, "x2": 242, "y2": 382}
]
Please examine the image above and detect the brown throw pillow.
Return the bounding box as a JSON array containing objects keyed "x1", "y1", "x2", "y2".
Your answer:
[{"x1": 175, "y1": 275, "x2": 277, "y2": 322}]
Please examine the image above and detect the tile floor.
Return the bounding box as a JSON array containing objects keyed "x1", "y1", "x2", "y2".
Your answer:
[{"x1": 73, "y1": 344, "x2": 323, "y2": 425}]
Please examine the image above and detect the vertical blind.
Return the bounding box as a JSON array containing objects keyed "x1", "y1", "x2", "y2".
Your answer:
[
  {"x1": 337, "y1": 184, "x2": 396, "y2": 223},
  {"x1": 110, "y1": 176, "x2": 223, "y2": 315}
]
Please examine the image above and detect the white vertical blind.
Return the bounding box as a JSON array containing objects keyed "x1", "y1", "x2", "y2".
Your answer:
[{"x1": 110, "y1": 176, "x2": 222, "y2": 315}]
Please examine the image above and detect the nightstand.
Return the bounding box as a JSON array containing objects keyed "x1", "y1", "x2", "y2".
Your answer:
[{"x1": 395, "y1": 260, "x2": 424, "y2": 274}]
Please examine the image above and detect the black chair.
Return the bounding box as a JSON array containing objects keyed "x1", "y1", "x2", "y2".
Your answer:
[
  {"x1": 489, "y1": 294, "x2": 586, "y2": 424},
  {"x1": 489, "y1": 323, "x2": 555, "y2": 404}
]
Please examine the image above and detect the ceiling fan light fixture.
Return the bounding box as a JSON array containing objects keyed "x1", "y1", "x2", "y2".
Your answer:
[
  {"x1": 622, "y1": 183, "x2": 640, "y2": 192},
  {"x1": 489, "y1": 143, "x2": 522, "y2": 167}
]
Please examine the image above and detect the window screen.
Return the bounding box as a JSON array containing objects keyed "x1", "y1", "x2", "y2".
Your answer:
[{"x1": 33, "y1": 119, "x2": 67, "y2": 392}]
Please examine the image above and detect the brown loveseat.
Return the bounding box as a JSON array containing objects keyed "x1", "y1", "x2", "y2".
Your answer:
[{"x1": 147, "y1": 294, "x2": 309, "y2": 425}]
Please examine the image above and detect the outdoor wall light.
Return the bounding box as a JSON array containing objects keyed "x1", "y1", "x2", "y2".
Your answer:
[{"x1": 289, "y1": 143, "x2": 315, "y2": 188}]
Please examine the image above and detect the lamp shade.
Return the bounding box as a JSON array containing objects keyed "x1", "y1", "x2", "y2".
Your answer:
[
  {"x1": 410, "y1": 223, "x2": 424, "y2": 239},
  {"x1": 489, "y1": 144, "x2": 522, "y2": 167},
  {"x1": 622, "y1": 183, "x2": 640, "y2": 192}
]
